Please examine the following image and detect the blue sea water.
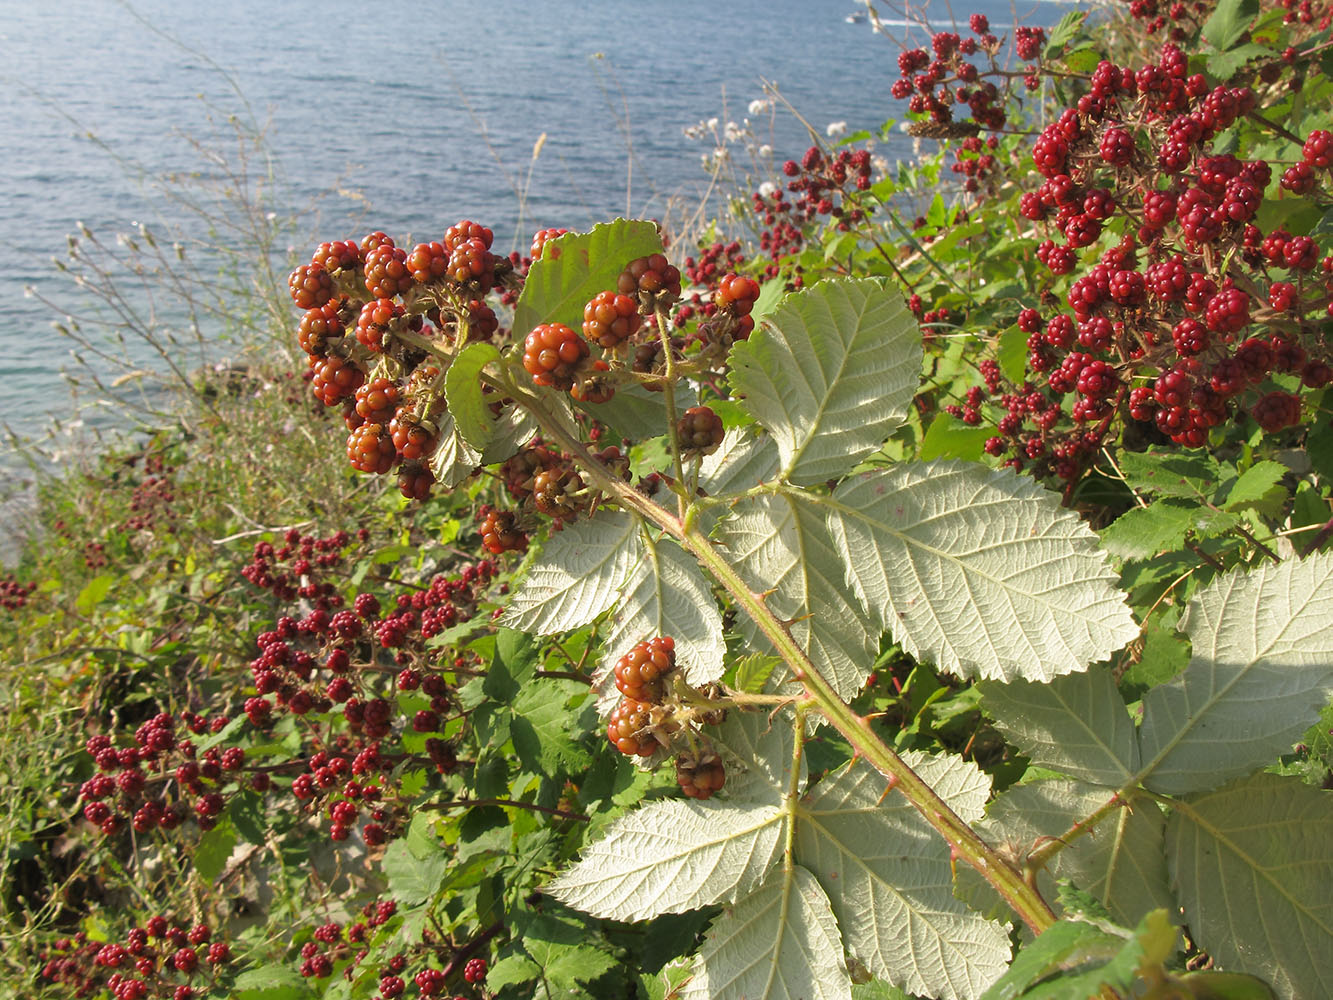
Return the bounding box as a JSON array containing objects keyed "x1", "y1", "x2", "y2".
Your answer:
[{"x1": 0, "y1": 0, "x2": 1077, "y2": 449}]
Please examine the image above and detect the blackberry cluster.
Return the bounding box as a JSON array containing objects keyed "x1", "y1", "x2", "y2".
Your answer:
[{"x1": 40, "y1": 918, "x2": 232, "y2": 1000}]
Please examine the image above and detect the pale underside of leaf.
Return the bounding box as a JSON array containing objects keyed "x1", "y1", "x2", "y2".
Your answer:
[
  {"x1": 728, "y1": 277, "x2": 922, "y2": 486},
  {"x1": 1167, "y1": 771, "x2": 1333, "y2": 1000},
  {"x1": 427, "y1": 409, "x2": 482, "y2": 488},
  {"x1": 593, "y1": 534, "x2": 726, "y2": 714},
  {"x1": 962, "y1": 779, "x2": 1173, "y2": 928},
  {"x1": 711, "y1": 710, "x2": 805, "y2": 807},
  {"x1": 979, "y1": 667, "x2": 1139, "y2": 786},
  {"x1": 1136, "y1": 552, "x2": 1333, "y2": 795},
  {"x1": 718, "y1": 492, "x2": 879, "y2": 700},
  {"x1": 681, "y1": 865, "x2": 852, "y2": 1000},
  {"x1": 575, "y1": 380, "x2": 696, "y2": 444},
  {"x1": 497, "y1": 511, "x2": 641, "y2": 634},
  {"x1": 546, "y1": 799, "x2": 784, "y2": 922},
  {"x1": 699, "y1": 428, "x2": 781, "y2": 500},
  {"x1": 796, "y1": 756, "x2": 1008, "y2": 1000},
  {"x1": 477, "y1": 400, "x2": 538, "y2": 466},
  {"x1": 826, "y1": 461, "x2": 1137, "y2": 682}
]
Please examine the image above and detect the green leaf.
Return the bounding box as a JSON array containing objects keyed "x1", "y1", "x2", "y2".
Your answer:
[
  {"x1": 1177, "y1": 970, "x2": 1277, "y2": 1000},
  {"x1": 1207, "y1": 42, "x2": 1273, "y2": 80},
  {"x1": 1101, "y1": 500, "x2": 1205, "y2": 561},
  {"x1": 513, "y1": 219, "x2": 664, "y2": 334},
  {"x1": 1167, "y1": 772, "x2": 1333, "y2": 999},
  {"x1": 826, "y1": 461, "x2": 1138, "y2": 682},
  {"x1": 498, "y1": 510, "x2": 641, "y2": 633},
  {"x1": 1116, "y1": 450, "x2": 1221, "y2": 499},
  {"x1": 1136, "y1": 552, "x2": 1333, "y2": 794},
  {"x1": 699, "y1": 428, "x2": 781, "y2": 499},
  {"x1": 595, "y1": 535, "x2": 726, "y2": 710},
  {"x1": 486, "y1": 628, "x2": 540, "y2": 702},
  {"x1": 1219, "y1": 460, "x2": 1287, "y2": 513},
  {"x1": 233, "y1": 964, "x2": 314, "y2": 1000},
  {"x1": 980, "y1": 667, "x2": 1139, "y2": 786},
  {"x1": 525, "y1": 942, "x2": 618, "y2": 992},
  {"x1": 1045, "y1": 10, "x2": 1089, "y2": 54},
  {"x1": 732, "y1": 652, "x2": 781, "y2": 694},
  {"x1": 478, "y1": 395, "x2": 540, "y2": 466},
  {"x1": 444, "y1": 342, "x2": 502, "y2": 450},
  {"x1": 680, "y1": 866, "x2": 852, "y2": 1000},
  {"x1": 977, "y1": 910, "x2": 1176, "y2": 1000},
  {"x1": 510, "y1": 679, "x2": 593, "y2": 776},
  {"x1": 729, "y1": 278, "x2": 922, "y2": 485},
  {"x1": 575, "y1": 379, "x2": 696, "y2": 444},
  {"x1": 1203, "y1": 0, "x2": 1261, "y2": 50},
  {"x1": 718, "y1": 492, "x2": 879, "y2": 700},
  {"x1": 382, "y1": 838, "x2": 448, "y2": 906},
  {"x1": 194, "y1": 820, "x2": 236, "y2": 883},
  {"x1": 920, "y1": 412, "x2": 993, "y2": 462},
  {"x1": 796, "y1": 754, "x2": 1009, "y2": 1000},
  {"x1": 547, "y1": 798, "x2": 784, "y2": 920},
  {"x1": 997, "y1": 325, "x2": 1029, "y2": 385},
  {"x1": 75, "y1": 574, "x2": 114, "y2": 615}
]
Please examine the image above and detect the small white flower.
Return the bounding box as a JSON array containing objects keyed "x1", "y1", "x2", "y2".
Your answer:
[
  {"x1": 713, "y1": 146, "x2": 730, "y2": 162},
  {"x1": 725, "y1": 121, "x2": 743, "y2": 141},
  {"x1": 748, "y1": 98, "x2": 771, "y2": 115},
  {"x1": 758, "y1": 144, "x2": 772, "y2": 158},
  {"x1": 826, "y1": 121, "x2": 848, "y2": 138},
  {"x1": 706, "y1": 117, "x2": 719, "y2": 130},
  {"x1": 758, "y1": 181, "x2": 779, "y2": 198}
]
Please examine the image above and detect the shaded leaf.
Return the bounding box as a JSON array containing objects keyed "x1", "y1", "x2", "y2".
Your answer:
[
  {"x1": 444, "y1": 342, "x2": 502, "y2": 450},
  {"x1": 1167, "y1": 772, "x2": 1333, "y2": 1000}
]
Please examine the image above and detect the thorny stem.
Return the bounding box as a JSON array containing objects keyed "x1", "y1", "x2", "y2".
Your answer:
[
  {"x1": 654, "y1": 306, "x2": 690, "y2": 515},
  {"x1": 502, "y1": 373, "x2": 1057, "y2": 934}
]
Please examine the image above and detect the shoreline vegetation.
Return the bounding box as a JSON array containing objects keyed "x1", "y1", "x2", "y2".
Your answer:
[{"x1": 5, "y1": 2, "x2": 1333, "y2": 998}]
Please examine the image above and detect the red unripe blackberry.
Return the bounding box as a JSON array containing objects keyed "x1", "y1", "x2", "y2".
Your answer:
[
  {"x1": 356, "y1": 298, "x2": 404, "y2": 352},
  {"x1": 1252, "y1": 391, "x2": 1301, "y2": 433},
  {"x1": 347, "y1": 424, "x2": 397, "y2": 475},
  {"x1": 1204, "y1": 287, "x2": 1250, "y2": 333},
  {"x1": 1303, "y1": 129, "x2": 1332, "y2": 168},
  {"x1": 1171, "y1": 318, "x2": 1208, "y2": 357},
  {"x1": 480, "y1": 509, "x2": 528, "y2": 554},
  {"x1": 617, "y1": 253, "x2": 682, "y2": 308},
  {"x1": 582, "y1": 290, "x2": 642, "y2": 348},
  {"x1": 289, "y1": 263, "x2": 334, "y2": 310},
  {"x1": 716, "y1": 273, "x2": 761, "y2": 314},
  {"x1": 676, "y1": 405, "x2": 725, "y2": 456},
  {"x1": 444, "y1": 219, "x2": 493, "y2": 253},
  {"x1": 1098, "y1": 127, "x2": 1134, "y2": 165},
  {"x1": 463, "y1": 958, "x2": 488, "y2": 984},
  {"x1": 311, "y1": 239, "x2": 361, "y2": 273},
  {"x1": 310, "y1": 355, "x2": 365, "y2": 406},
  {"x1": 447, "y1": 237, "x2": 496, "y2": 291},
  {"x1": 1282, "y1": 161, "x2": 1316, "y2": 194},
  {"x1": 389, "y1": 410, "x2": 436, "y2": 463},
  {"x1": 173, "y1": 947, "x2": 198, "y2": 973},
  {"x1": 354, "y1": 377, "x2": 400, "y2": 425},
  {"x1": 399, "y1": 464, "x2": 434, "y2": 500},
  {"x1": 607, "y1": 698, "x2": 658, "y2": 756},
  {"x1": 360, "y1": 231, "x2": 395, "y2": 255},
  {"x1": 569, "y1": 359, "x2": 616, "y2": 404},
  {"x1": 614, "y1": 636, "x2": 675, "y2": 703},
  {"x1": 530, "y1": 227, "x2": 570, "y2": 260},
  {"x1": 676, "y1": 751, "x2": 726, "y2": 800},
  {"x1": 532, "y1": 467, "x2": 584, "y2": 520},
  {"x1": 298, "y1": 303, "x2": 344, "y2": 357},
  {"x1": 407, "y1": 241, "x2": 449, "y2": 283},
  {"x1": 363, "y1": 244, "x2": 413, "y2": 299},
  {"x1": 522, "y1": 323, "x2": 589, "y2": 389}
]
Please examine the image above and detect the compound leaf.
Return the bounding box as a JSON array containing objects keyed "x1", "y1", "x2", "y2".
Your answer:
[
  {"x1": 718, "y1": 492, "x2": 879, "y2": 700},
  {"x1": 1136, "y1": 552, "x2": 1333, "y2": 794},
  {"x1": 712, "y1": 710, "x2": 805, "y2": 807},
  {"x1": 1167, "y1": 772, "x2": 1333, "y2": 1000},
  {"x1": 796, "y1": 754, "x2": 1009, "y2": 1000},
  {"x1": 729, "y1": 278, "x2": 921, "y2": 486},
  {"x1": 699, "y1": 427, "x2": 781, "y2": 499},
  {"x1": 546, "y1": 799, "x2": 783, "y2": 921},
  {"x1": 826, "y1": 462, "x2": 1137, "y2": 682},
  {"x1": 514, "y1": 219, "x2": 664, "y2": 334},
  {"x1": 497, "y1": 511, "x2": 641, "y2": 634},
  {"x1": 680, "y1": 866, "x2": 852, "y2": 1000},
  {"x1": 980, "y1": 667, "x2": 1138, "y2": 786}
]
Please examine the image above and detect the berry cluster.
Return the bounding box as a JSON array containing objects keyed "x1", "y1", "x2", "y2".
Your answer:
[
  {"x1": 604, "y1": 636, "x2": 729, "y2": 800},
  {"x1": 288, "y1": 224, "x2": 514, "y2": 500},
  {"x1": 40, "y1": 918, "x2": 232, "y2": 1000},
  {"x1": 0, "y1": 572, "x2": 35, "y2": 611},
  {"x1": 958, "y1": 32, "x2": 1333, "y2": 480}
]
